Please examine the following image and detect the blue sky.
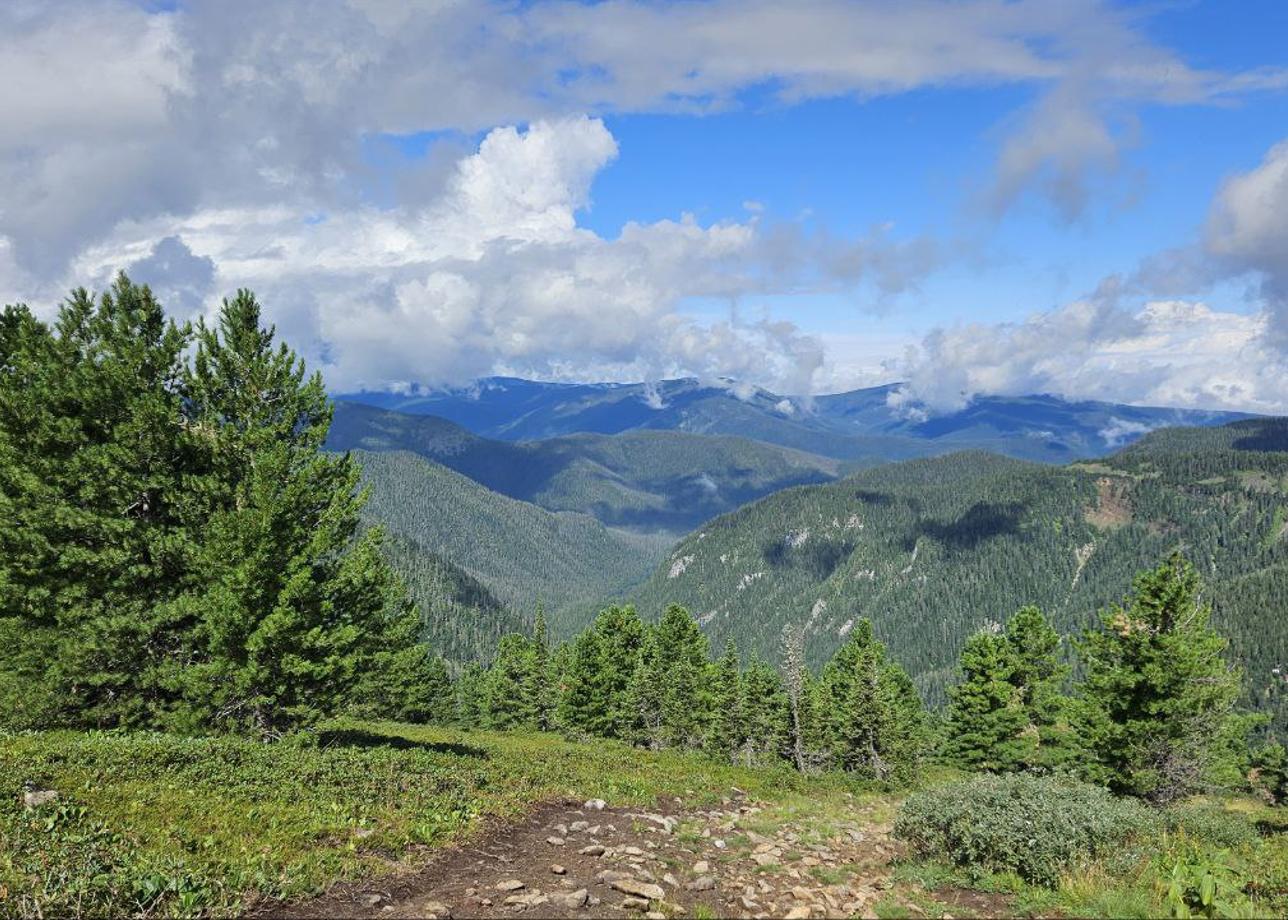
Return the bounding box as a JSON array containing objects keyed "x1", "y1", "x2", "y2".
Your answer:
[{"x1": 2, "y1": 0, "x2": 1287, "y2": 412}]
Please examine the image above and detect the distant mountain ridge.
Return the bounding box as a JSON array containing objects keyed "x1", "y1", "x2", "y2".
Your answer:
[{"x1": 337, "y1": 376, "x2": 1250, "y2": 464}]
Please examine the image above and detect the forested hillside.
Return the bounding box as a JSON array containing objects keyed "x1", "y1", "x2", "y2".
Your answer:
[
  {"x1": 632, "y1": 418, "x2": 1288, "y2": 728},
  {"x1": 330, "y1": 401, "x2": 839, "y2": 532},
  {"x1": 354, "y1": 449, "x2": 670, "y2": 619}
]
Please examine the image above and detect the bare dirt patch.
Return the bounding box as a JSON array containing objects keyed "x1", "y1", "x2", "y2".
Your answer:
[
  {"x1": 1084, "y1": 477, "x2": 1133, "y2": 530},
  {"x1": 261, "y1": 791, "x2": 905, "y2": 919}
]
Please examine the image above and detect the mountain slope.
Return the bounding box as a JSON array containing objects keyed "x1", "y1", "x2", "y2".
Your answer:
[
  {"x1": 338, "y1": 376, "x2": 1249, "y2": 464},
  {"x1": 354, "y1": 449, "x2": 669, "y2": 620},
  {"x1": 331, "y1": 401, "x2": 840, "y2": 532},
  {"x1": 630, "y1": 418, "x2": 1288, "y2": 728}
]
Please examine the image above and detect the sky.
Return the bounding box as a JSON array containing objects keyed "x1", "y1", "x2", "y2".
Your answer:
[{"x1": 3, "y1": 0, "x2": 1288, "y2": 415}]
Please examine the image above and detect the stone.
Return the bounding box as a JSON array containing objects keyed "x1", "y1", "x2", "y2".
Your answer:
[
  {"x1": 584, "y1": 798, "x2": 607, "y2": 811},
  {"x1": 621, "y1": 897, "x2": 650, "y2": 911},
  {"x1": 555, "y1": 889, "x2": 589, "y2": 910},
  {"x1": 753, "y1": 853, "x2": 777, "y2": 867},
  {"x1": 479, "y1": 898, "x2": 493, "y2": 907},
  {"x1": 550, "y1": 864, "x2": 566, "y2": 875},
  {"x1": 693, "y1": 860, "x2": 710, "y2": 874},
  {"x1": 645, "y1": 913, "x2": 667, "y2": 920},
  {"x1": 554, "y1": 823, "x2": 568, "y2": 836},
  {"x1": 579, "y1": 844, "x2": 607, "y2": 856},
  {"x1": 546, "y1": 836, "x2": 566, "y2": 846},
  {"x1": 792, "y1": 887, "x2": 813, "y2": 901},
  {"x1": 685, "y1": 875, "x2": 717, "y2": 892},
  {"x1": 495, "y1": 879, "x2": 525, "y2": 892},
  {"x1": 713, "y1": 839, "x2": 727, "y2": 849},
  {"x1": 622, "y1": 845, "x2": 645, "y2": 857},
  {"x1": 422, "y1": 901, "x2": 451, "y2": 919},
  {"x1": 663, "y1": 873, "x2": 679, "y2": 888},
  {"x1": 784, "y1": 907, "x2": 812, "y2": 919},
  {"x1": 595, "y1": 870, "x2": 630, "y2": 885},
  {"x1": 570, "y1": 820, "x2": 589, "y2": 833},
  {"x1": 611, "y1": 878, "x2": 665, "y2": 901},
  {"x1": 754, "y1": 842, "x2": 776, "y2": 854},
  {"x1": 587, "y1": 824, "x2": 602, "y2": 835},
  {"x1": 361, "y1": 893, "x2": 385, "y2": 907},
  {"x1": 22, "y1": 789, "x2": 59, "y2": 809},
  {"x1": 740, "y1": 895, "x2": 760, "y2": 910}
]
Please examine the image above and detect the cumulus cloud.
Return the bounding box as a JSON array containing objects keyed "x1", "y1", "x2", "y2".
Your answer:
[
  {"x1": 125, "y1": 236, "x2": 216, "y2": 317},
  {"x1": 890, "y1": 287, "x2": 1288, "y2": 415}
]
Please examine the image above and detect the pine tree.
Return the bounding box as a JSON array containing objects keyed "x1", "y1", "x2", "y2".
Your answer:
[
  {"x1": 454, "y1": 663, "x2": 488, "y2": 728},
  {"x1": 654, "y1": 604, "x2": 711, "y2": 749},
  {"x1": 0, "y1": 278, "x2": 196, "y2": 728},
  {"x1": 557, "y1": 628, "x2": 608, "y2": 737},
  {"x1": 945, "y1": 630, "x2": 1030, "y2": 771},
  {"x1": 815, "y1": 620, "x2": 925, "y2": 783},
  {"x1": 1076, "y1": 553, "x2": 1243, "y2": 803},
  {"x1": 706, "y1": 638, "x2": 743, "y2": 761},
  {"x1": 738, "y1": 652, "x2": 790, "y2": 765},
  {"x1": 590, "y1": 605, "x2": 648, "y2": 738},
  {"x1": 483, "y1": 634, "x2": 539, "y2": 729},
  {"x1": 626, "y1": 627, "x2": 665, "y2": 748},
  {"x1": 176, "y1": 290, "x2": 407, "y2": 735}
]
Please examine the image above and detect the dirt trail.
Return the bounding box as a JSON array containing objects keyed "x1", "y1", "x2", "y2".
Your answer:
[{"x1": 272, "y1": 790, "x2": 904, "y2": 919}]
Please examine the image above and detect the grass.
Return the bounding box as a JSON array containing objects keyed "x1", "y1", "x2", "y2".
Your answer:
[{"x1": 0, "y1": 720, "x2": 850, "y2": 918}]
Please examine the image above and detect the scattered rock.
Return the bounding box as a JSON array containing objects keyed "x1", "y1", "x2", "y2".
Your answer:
[
  {"x1": 554, "y1": 889, "x2": 589, "y2": 910},
  {"x1": 685, "y1": 876, "x2": 716, "y2": 892},
  {"x1": 784, "y1": 907, "x2": 812, "y2": 919},
  {"x1": 621, "y1": 897, "x2": 650, "y2": 911},
  {"x1": 645, "y1": 913, "x2": 667, "y2": 920},
  {"x1": 596, "y1": 870, "x2": 631, "y2": 885},
  {"x1": 585, "y1": 799, "x2": 607, "y2": 811},
  {"x1": 554, "y1": 823, "x2": 568, "y2": 836},
  {"x1": 579, "y1": 844, "x2": 607, "y2": 856},
  {"x1": 622, "y1": 845, "x2": 645, "y2": 857},
  {"x1": 422, "y1": 901, "x2": 451, "y2": 919},
  {"x1": 570, "y1": 820, "x2": 589, "y2": 833},
  {"x1": 662, "y1": 873, "x2": 679, "y2": 888},
  {"x1": 495, "y1": 880, "x2": 525, "y2": 892},
  {"x1": 791, "y1": 886, "x2": 813, "y2": 901},
  {"x1": 753, "y1": 853, "x2": 777, "y2": 866},
  {"x1": 22, "y1": 789, "x2": 59, "y2": 809},
  {"x1": 550, "y1": 864, "x2": 566, "y2": 875},
  {"x1": 713, "y1": 839, "x2": 727, "y2": 849},
  {"x1": 693, "y1": 860, "x2": 710, "y2": 874},
  {"x1": 546, "y1": 836, "x2": 566, "y2": 846},
  {"x1": 611, "y1": 878, "x2": 666, "y2": 901},
  {"x1": 361, "y1": 893, "x2": 385, "y2": 907}
]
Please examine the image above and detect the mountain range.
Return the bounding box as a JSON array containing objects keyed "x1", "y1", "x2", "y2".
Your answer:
[{"x1": 338, "y1": 376, "x2": 1249, "y2": 463}]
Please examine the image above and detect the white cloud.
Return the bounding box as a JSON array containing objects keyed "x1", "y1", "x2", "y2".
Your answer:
[{"x1": 890, "y1": 289, "x2": 1288, "y2": 415}]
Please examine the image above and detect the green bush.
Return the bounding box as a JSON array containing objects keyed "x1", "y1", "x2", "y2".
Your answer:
[
  {"x1": 893, "y1": 772, "x2": 1157, "y2": 886},
  {"x1": 1165, "y1": 802, "x2": 1259, "y2": 850}
]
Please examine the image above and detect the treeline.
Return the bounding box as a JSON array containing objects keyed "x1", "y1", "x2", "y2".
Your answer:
[
  {"x1": 452, "y1": 554, "x2": 1283, "y2": 805},
  {"x1": 0, "y1": 277, "x2": 441, "y2": 736}
]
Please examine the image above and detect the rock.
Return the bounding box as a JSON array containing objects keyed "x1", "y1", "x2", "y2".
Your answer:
[
  {"x1": 550, "y1": 864, "x2": 566, "y2": 875},
  {"x1": 753, "y1": 842, "x2": 776, "y2": 854},
  {"x1": 645, "y1": 913, "x2": 667, "y2": 920},
  {"x1": 693, "y1": 860, "x2": 710, "y2": 874},
  {"x1": 554, "y1": 889, "x2": 589, "y2": 910},
  {"x1": 554, "y1": 823, "x2": 568, "y2": 836},
  {"x1": 662, "y1": 873, "x2": 679, "y2": 888},
  {"x1": 685, "y1": 876, "x2": 716, "y2": 892},
  {"x1": 479, "y1": 898, "x2": 493, "y2": 907},
  {"x1": 580, "y1": 844, "x2": 606, "y2": 856},
  {"x1": 361, "y1": 893, "x2": 384, "y2": 907},
  {"x1": 801, "y1": 856, "x2": 820, "y2": 867},
  {"x1": 570, "y1": 820, "x2": 589, "y2": 833},
  {"x1": 585, "y1": 798, "x2": 607, "y2": 811},
  {"x1": 713, "y1": 839, "x2": 727, "y2": 849},
  {"x1": 753, "y1": 853, "x2": 777, "y2": 866},
  {"x1": 740, "y1": 895, "x2": 760, "y2": 910},
  {"x1": 621, "y1": 897, "x2": 650, "y2": 911},
  {"x1": 622, "y1": 845, "x2": 645, "y2": 857},
  {"x1": 595, "y1": 870, "x2": 631, "y2": 885},
  {"x1": 791, "y1": 887, "x2": 813, "y2": 901},
  {"x1": 611, "y1": 878, "x2": 666, "y2": 901},
  {"x1": 784, "y1": 907, "x2": 812, "y2": 919},
  {"x1": 546, "y1": 836, "x2": 566, "y2": 846},
  {"x1": 422, "y1": 901, "x2": 451, "y2": 919},
  {"x1": 587, "y1": 824, "x2": 602, "y2": 835},
  {"x1": 495, "y1": 880, "x2": 525, "y2": 892},
  {"x1": 22, "y1": 789, "x2": 59, "y2": 809}
]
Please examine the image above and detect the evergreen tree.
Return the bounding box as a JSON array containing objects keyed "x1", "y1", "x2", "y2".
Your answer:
[
  {"x1": 483, "y1": 633, "x2": 539, "y2": 729},
  {"x1": 557, "y1": 628, "x2": 608, "y2": 737},
  {"x1": 0, "y1": 279, "x2": 196, "y2": 728},
  {"x1": 176, "y1": 290, "x2": 407, "y2": 735},
  {"x1": 626, "y1": 626, "x2": 665, "y2": 748},
  {"x1": 454, "y1": 663, "x2": 487, "y2": 728},
  {"x1": 590, "y1": 605, "x2": 648, "y2": 738},
  {"x1": 815, "y1": 620, "x2": 925, "y2": 783},
  {"x1": 738, "y1": 653, "x2": 790, "y2": 765},
  {"x1": 349, "y1": 609, "x2": 454, "y2": 724},
  {"x1": 705, "y1": 639, "x2": 744, "y2": 762},
  {"x1": 654, "y1": 604, "x2": 711, "y2": 749},
  {"x1": 1076, "y1": 553, "x2": 1243, "y2": 803}
]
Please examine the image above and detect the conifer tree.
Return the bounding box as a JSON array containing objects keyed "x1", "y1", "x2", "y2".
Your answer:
[
  {"x1": 945, "y1": 629, "x2": 1030, "y2": 771},
  {"x1": 531, "y1": 603, "x2": 555, "y2": 730},
  {"x1": 1076, "y1": 553, "x2": 1243, "y2": 803},
  {"x1": 654, "y1": 604, "x2": 711, "y2": 749},
  {"x1": 738, "y1": 652, "x2": 790, "y2": 765},
  {"x1": 815, "y1": 620, "x2": 925, "y2": 783},
  {"x1": 557, "y1": 628, "x2": 608, "y2": 737},
  {"x1": 0, "y1": 278, "x2": 196, "y2": 728},
  {"x1": 483, "y1": 633, "x2": 539, "y2": 729},
  {"x1": 454, "y1": 663, "x2": 488, "y2": 728},
  {"x1": 589, "y1": 605, "x2": 648, "y2": 738},
  {"x1": 706, "y1": 639, "x2": 744, "y2": 761},
  {"x1": 177, "y1": 290, "x2": 407, "y2": 735},
  {"x1": 626, "y1": 627, "x2": 665, "y2": 748}
]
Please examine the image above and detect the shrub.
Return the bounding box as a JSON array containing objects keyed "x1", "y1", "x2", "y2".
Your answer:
[
  {"x1": 1165, "y1": 802, "x2": 1259, "y2": 850},
  {"x1": 893, "y1": 772, "x2": 1157, "y2": 886}
]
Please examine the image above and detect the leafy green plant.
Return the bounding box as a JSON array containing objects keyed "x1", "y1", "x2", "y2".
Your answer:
[
  {"x1": 893, "y1": 772, "x2": 1157, "y2": 886},
  {"x1": 1162, "y1": 849, "x2": 1247, "y2": 919}
]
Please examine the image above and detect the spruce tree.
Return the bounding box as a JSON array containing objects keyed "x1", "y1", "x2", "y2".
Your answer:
[
  {"x1": 531, "y1": 604, "x2": 555, "y2": 730},
  {"x1": 557, "y1": 628, "x2": 608, "y2": 737},
  {"x1": 1076, "y1": 553, "x2": 1243, "y2": 803},
  {"x1": 654, "y1": 604, "x2": 711, "y2": 749},
  {"x1": 590, "y1": 605, "x2": 648, "y2": 738},
  {"x1": 945, "y1": 629, "x2": 1030, "y2": 771},
  {"x1": 454, "y1": 663, "x2": 488, "y2": 728},
  {"x1": 626, "y1": 627, "x2": 665, "y2": 748},
  {"x1": 483, "y1": 634, "x2": 539, "y2": 729}
]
